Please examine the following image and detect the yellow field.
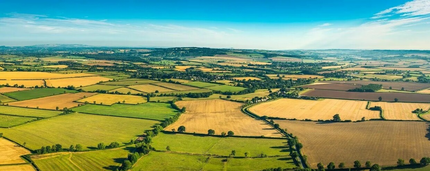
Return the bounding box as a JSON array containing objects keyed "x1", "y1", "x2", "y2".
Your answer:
[
  {"x1": 174, "y1": 66, "x2": 192, "y2": 71},
  {"x1": 233, "y1": 77, "x2": 261, "y2": 80},
  {"x1": 418, "y1": 89, "x2": 430, "y2": 94},
  {"x1": 422, "y1": 114, "x2": 430, "y2": 121},
  {"x1": 250, "y1": 99, "x2": 380, "y2": 121},
  {"x1": 266, "y1": 74, "x2": 323, "y2": 80},
  {"x1": 371, "y1": 102, "x2": 430, "y2": 120},
  {"x1": 169, "y1": 79, "x2": 190, "y2": 83},
  {"x1": 77, "y1": 94, "x2": 147, "y2": 105},
  {"x1": 0, "y1": 87, "x2": 27, "y2": 93},
  {"x1": 0, "y1": 80, "x2": 44, "y2": 87},
  {"x1": 111, "y1": 87, "x2": 141, "y2": 94},
  {"x1": 0, "y1": 72, "x2": 94, "y2": 80},
  {"x1": 9, "y1": 92, "x2": 95, "y2": 110},
  {"x1": 0, "y1": 138, "x2": 31, "y2": 165},
  {"x1": 165, "y1": 99, "x2": 282, "y2": 137},
  {"x1": 198, "y1": 67, "x2": 230, "y2": 73},
  {"x1": 322, "y1": 66, "x2": 342, "y2": 69},
  {"x1": 42, "y1": 65, "x2": 68, "y2": 69},
  {"x1": 153, "y1": 82, "x2": 198, "y2": 91},
  {"x1": 45, "y1": 76, "x2": 110, "y2": 87},
  {"x1": 0, "y1": 165, "x2": 34, "y2": 171},
  {"x1": 128, "y1": 84, "x2": 173, "y2": 93}
]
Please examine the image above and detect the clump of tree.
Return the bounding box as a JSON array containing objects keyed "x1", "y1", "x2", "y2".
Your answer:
[
  {"x1": 348, "y1": 84, "x2": 382, "y2": 92},
  {"x1": 333, "y1": 114, "x2": 341, "y2": 122}
]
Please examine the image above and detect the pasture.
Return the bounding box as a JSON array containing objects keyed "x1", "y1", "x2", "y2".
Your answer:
[
  {"x1": 74, "y1": 103, "x2": 178, "y2": 120},
  {"x1": 152, "y1": 82, "x2": 198, "y2": 91},
  {"x1": 77, "y1": 94, "x2": 147, "y2": 105},
  {"x1": 184, "y1": 81, "x2": 219, "y2": 88},
  {"x1": 128, "y1": 84, "x2": 173, "y2": 93},
  {"x1": 0, "y1": 113, "x2": 158, "y2": 150},
  {"x1": 0, "y1": 87, "x2": 27, "y2": 93},
  {"x1": 0, "y1": 94, "x2": 15, "y2": 103},
  {"x1": 80, "y1": 85, "x2": 121, "y2": 91},
  {"x1": 45, "y1": 76, "x2": 111, "y2": 87},
  {"x1": 0, "y1": 115, "x2": 36, "y2": 127},
  {"x1": 0, "y1": 106, "x2": 61, "y2": 118},
  {"x1": 165, "y1": 99, "x2": 282, "y2": 137},
  {"x1": 370, "y1": 102, "x2": 430, "y2": 120},
  {"x1": 207, "y1": 85, "x2": 246, "y2": 92},
  {"x1": 277, "y1": 120, "x2": 430, "y2": 167},
  {"x1": 152, "y1": 133, "x2": 288, "y2": 157},
  {"x1": 3, "y1": 88, "x2": 77, "y2": 101},
  {"x1": 250, "y1": 99, "x2": 380, "y2": 121},
  {"x1": 0, "y1": 138, "x2": 31, "y2": 164},
  {"x1": 8, "y1": 92, "x2": 95, "y2": 110}
]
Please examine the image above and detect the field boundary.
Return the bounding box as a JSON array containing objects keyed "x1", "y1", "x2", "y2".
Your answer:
[{"x1": 160, "y1": 131, "x2": 285, "y2": 140}]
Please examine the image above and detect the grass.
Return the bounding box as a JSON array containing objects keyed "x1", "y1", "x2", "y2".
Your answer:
[
  {"x1": 33, "y1": 153, "x2": 80, "y2": 171},
  {"x1": 207, "y1": 85, "x2": 246, "y2": 92},
  {"x1": 0, "y1": 113, "x2": 159, "y2": 150},
  {"x1": 185, "y1": 81, "x2": 219, "y2": 88},
  {"x1": 73, "y1": 103, "x2": 178, "y2": 121},
  {"x1": 77, "y1": 94, "x2": 147, "y2": 105},
  {"x1": 150, "y1": 96, "x2": 178, "y2": 102},
  {"x1": 80, "y1": 85, "x2": 121, "y2": 91},
  {"x1": 0, "y1": 94, "x2": 16, "y2": 103},
  {"x1": 101, "y1": 79, "x2": 158, "y2": 86},
  {"x1": 0, "y1": 114, "x2": 36, "y2": 127},
  {"x1": 3, "y1": 88, "x2": 77, "y2": 101},
  {"x1": 0, "y1": 106, "x2": 61, "y2": 117},
  {"x1": 132, "y1": 152, "x2": 295, "y2": 171},
  {"x1": 152, "y1": 133, "x2": 288, "y2": 157}
]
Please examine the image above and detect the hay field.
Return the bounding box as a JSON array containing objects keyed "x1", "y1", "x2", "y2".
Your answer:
[
  {"x1": 371, "y1": 102, "x2": 430, "y2": 120},
  {"x1": 250, "y1": 99, "x2": 379, "y2": 121},
  {"x1": 277, "y1": 120, "x2": 430, "y2": 167},
  {"x1": 267, "y1": 74, "x2": 323, "y2": 80},
  {"x1": 111, "y1": 87, "x2": 141, "y2": 94},
  {"x1": 0, "y1": 106, "x2": 61, "y2": 118},
  {"x1": 0, "y1": 165, "x2": 34, "y2": 171},
  {"x1": 165, "y1": 99, "x2": 281, "y2": 137},
  {"x1": 0, "y1": 138, "x2": 31, "y2": 164},
  {"x1": 233, "y1": 77, "x2": 261, "y2": 80},
  {"x1": 0, "y1": 115, "x2": 36, "y2": 127},
  {"x1": 80, "y1": 85, "x2": 121, "y2": 91},
  {"x1": 8, "y1": 92, "x2": 95, "y2": 110},
  {"x1": 77, "y1": 94, "x2": 147, "y2": 105},
  {"x1": 128, "y1": 84, "x2": 173, "y2": 93},
  {"x1": 0, "y1": 80, "x2": 44, "y2": 87},
  {"x1": 0, "y1": 87, "x2": 27, "y2": 93},
  {"x1": 0, "y1": 113, "x2": 158, "y2": 150},
  {"x1": 46, "y1": 76, "x2": 110, "y2": 87},
  {"x1": 153, "y1": 82, "x2": 198, "y2": 91},
  {"x1": 0, "y1": 72, "x2": 93, "y2": 80}
]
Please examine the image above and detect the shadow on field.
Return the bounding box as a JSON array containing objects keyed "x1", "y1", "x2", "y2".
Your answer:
[
  {"x1": 277, "y1": 157, "x2": 290, "y2": 161},
  {"x1": 270, "y1": 146, "x2": 286, "y2": 149},
  {"x1": 262, "y1": 127, "x2": 276, "y2": 130},
  {"x1": 426, "y1": 124, "x2": 430, "y2": 141},
  {"x1": 123, "y1": 146, "x2": 135, "y2": 153},
  {"x1": 103, "y1": 157, "x2": 127, "y2": 170}
]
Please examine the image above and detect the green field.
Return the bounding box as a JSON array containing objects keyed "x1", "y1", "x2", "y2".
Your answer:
[
  {"x1": 33, "y1": 153, "x2": 80, "y2": 171},
  {"x1": 102, "y1": 79, "x2": 158, "y2": 86},
  {"x1": 80, "y1": 85, "x2": 121, "y2": 91},
  {"x1": 387, "y1": 166, "x2": 430, "y2": 171},
  {"x1": 152, "y1": 133, "x2": 288, "y2": 157},
  {"x1": 0, "y1": 94, "x2": 16, "y2": 103},
  {"x1": 185, "y1": 81, "x2": 219, "y2": 88},
  {"x1": 73, "y1": 103, "x2": 178, "y2": 120},
  {"x1": 0, "y1": 106, "x2": 61, "y2": 117},
  {"x1": 0, "y1": 113, "x2": 158, "y2": 150},
  {"x1": 150, "y1": 96, "x2": 178, "y2": 102},
  {"x1": 207, "y1": 85, "x2": 246, "y2": 92},
  {"x1": 132, "y1": 152, "x2": 295, "y2": 171},
  {"x1": 0, "y1": 114, "x2": 36, "y2": 127},
  {"x1": 227, "y1": 89, "x2": 277, "y2": 101},
  {"x1": 3, "y1": 88, "x2": 77, "y2": 100}
]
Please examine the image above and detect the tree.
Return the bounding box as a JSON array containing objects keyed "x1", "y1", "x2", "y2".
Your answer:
[
  {"x1": 128, "y1": 153, "x2": 138, "y2": 164},
  {"x1": 244, "y1": 152, "x2": 248, "y2": 158},
  {"x1": 333, "y1": 114, "x2": 341, "y2": 122},
  {"x1": 327, "y1": 162, "x2": 335, "y2": 169},
  {"x1": 178, "y1": 126, "x2": 186, "y2": 132},
  {"x1": 221, "y1": 132, "x2": 226, "y2": 136},
  {"x1": 55, "y1": 144, "x2": 62, "y2": 152},
  {"x1": 378, "y1": 96, "x2": 382, "y2": 101},
  {"x1": 146, "y1": 94, "x2": 150, "y2": 102},
  {"x1": 389, "y1": 86, "x2": 392, "y2": 90},
  {"x1": 208, "y1": 129, "x2": 215, "y2": 135},
  {"x1": 397, "y1": 159, "x2": 405, "y2": 166},
  {"x1": 365, "y1": 161, "x2": 372, "y2": 168},
  {"x1": 75, "y1": 144, "x2": 83, "y2": 151},
  {"x1": 120, "y1": 160, "x2": 132, "y2": 171},
  {"x1": 97, "y1": 143, "x2": 105, "y2": 150},
  {"x1": 69, "y1": 145, "x2": 74, "y2": 152},
  {"x1": 227, "y1": 131, "x2": 234, "y2": 136},
  {"x1": 317, "y1": 162, "x2": 324, "y2": 171},
  {"x1": 181, "y1": 107, "x2": 186, "y2": 112},
  {"x1": 290, "y1": 151, "x2": 298, "y2": 158},
  {"x1": 274, "y1": 124, "x2": 280, "y2": 129},
  {"x1": 0, "y1": 133, "x2": 2, "y2": 138},
  {"x1": 354, "y1": 160, "x2": 361, "y2": 169},
  {"x1": 401, "y1": 87, "x2": 405, "y2": 91},
  {"x1": 410, "y1": 158, "x2": 418, "y2": 165},
  {"x1": 166, "y1": 146, "x2": 170, "y2": 151},
  {"x1": 297, "y1": 143, "x2": 303, "y2": 150},
  {"x1": 420, "y1": 157, "x2": 430, "y2": 166},
  {"x1": 231, "y1": 150, "x2": 236, "y2": 156},
  {"x1": 338, "y1": 162, "x2": 345, "y2": 169},
  {"x1": 394, "y1": 98, "x2": 399, "y2": 102},
  {"x1": 370, "y1": 164, "x2": 381, "y2": 171}
]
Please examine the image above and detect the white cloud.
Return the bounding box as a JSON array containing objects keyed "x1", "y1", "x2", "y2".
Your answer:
[{"x1": 373, "y1": 0, "x2": 430, "y2": 18}]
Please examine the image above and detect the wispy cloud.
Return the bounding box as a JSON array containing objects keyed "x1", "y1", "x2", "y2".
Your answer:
[{"x1": 373, "y1": 0, "x2": 430, "y2": 19}]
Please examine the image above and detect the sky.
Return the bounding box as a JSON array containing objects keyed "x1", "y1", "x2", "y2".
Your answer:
[{"x1": 0, "y1": 0, "x2": 430, "y2": 49}]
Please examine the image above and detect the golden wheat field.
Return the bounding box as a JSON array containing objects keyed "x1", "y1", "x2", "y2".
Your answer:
[
  {"x1": 77, "y1": 94, "x2": 147, "y2": 105},
  {"x1": 165, "y1": 99, "x2": 282, "y2": 137},
  {"x1": 128, "y1": 84, "x2": 173, "y2": 93},
  {"x1": 277, "y1": 120, "x2": 430, "y2": 167},
  {"x1": 153, "y1": 82, "x2": 198, "y2": 91},
  {"x1": 0, "y1": 138, "x2": 31, "y2": 165},
  {"x1": 0, "y1": 72, "x2": 94, "y2": 80},
  {"x1": 0, "y1": 80, "x2": 44, "y2": 87},
  {"x1": 111, "y1": 87, "x2": 141, "y2": 94},
  {"x1": 0, "y1": 165, "x2": 34, "y2": 171},
  {"x1": 174, "y1": 66, "x2": 192, "y2": 71},
  {"x1": 8, "y1": 92, "x2": 95, "y2": 110},
  {"x1": 45, "y1": 76, "x2": 111, "y2": 87},
  {"x1": 370, "y1": 102, "x2": 430, "y2": 120},
  {"x1": 0, "y1": 87, "x2": 28, "y2": 93},
  {"x1": 249, "y1": 99, "x2": 380, "y2": 121}
]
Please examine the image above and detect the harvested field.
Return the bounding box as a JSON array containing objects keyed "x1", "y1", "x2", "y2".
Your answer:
[
  {"x1": 270, "y1": 57, "x2": 302, "y2": 62},
  {"x1": 0, "y1": 165, "x2": 34, "y2": 171},
  {"x1": 3, "y1": 88, "x2": 77, "y2": 101},
  {"x1": 0, "y1": 72, "x2": 94, "y2": 80},
  {"x1": 80, "y1": 85, "x2": 121, "y2": 91},
  {"x1": 184, "y1": 81, "x2": 219, "y2": 88},
  {"x1": 0, "y1": 113, "x2": 158, "y2": 150},
  {"x1": 0, "y1": 115, "x2": 36, "y2": 127},
  {"x1": 227, "y1": 89, "x2": 278, "y2": 101},
  {"x1": 422, "y1": 114, "x2": 430, "y2": 121},
  {"x1": 355, "y1": 73, "x2": 403, "y2": 80},
  {"x1": 0, "y1": 138, "x2": 31, "y2": 164},
  {"x1": 174, "y1": 66, "x2": 192, "y2": 71},
  {"x1": 165, "y1": 99, "x2": 282, "y2": 137},
  {"x1": 8, "y1": 92, "x2": 95, "y2": 110},
  {"x1": 207, "y1": 85, "x2": 246, "y2": 92},
  {"x1": 233, "y1": 77, "x2": 261, "y2": 80},
  {"x1": 0, "y1": 80, "x2": 43, "y2": 87},
  {"x1": 153, "y1": 82, "x2": 198, "y2": 91},
  {"x1": 303, "y1": 89, "x2": 430, "y2": 103},
  {"x1": 0, "y1": 87, "x2": 27, "y2": 93},
  {"x1": 267, "y1": 74, "x2": 323, "y2": 80},
  {"x1": 276, "y1": 120, "x2": 430, "y2": 168},
  {"x1": 101, "y1": 79, "x2": 157, "y2": 86},
  {"x1": 418, "y1": 89, "x2": 430, "y2": 94},
  {"x1": 77, "y1": 94, "x2": 147, "y2": 105},
  {"x1": 322, "y1": 66, "x2": 342, "y2": 69},
  {"x1": 325, "y1": 81, "x2": 430, "y2": 91},
  {"x1": 42, "y1": 65, "x2": 68, "y2": 69},
  {"x1": 45, "y1": 76, "x2": 111, "y2": 87},
  {"x1": 302, "y1": 83, "x2": 361, "y2": 91},
  {"x1": 371, "y1": 102, "x2": 430, "y2": 120},
  {"x1": 250, "y1": 99, "x2": 379, "y2": 121},
  {"x1": 111, "y1": 87, "x2": 141, "y2": 94},
  {"x1": 128, "y1": 84, "x2": 173, "y2": 93}
]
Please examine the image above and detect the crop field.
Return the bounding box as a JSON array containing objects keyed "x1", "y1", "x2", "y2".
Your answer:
[
  {"x1": 267, "y1": 74, "x2": 324, "y2": 80},
  {"x1": 8, "y1": 92, "x2": 95, "y2": 110},
  {"x1": 418, "y1": 89, "x2": 430, "y2": 94},
  {"x1": 165, "y1": 99, "x2": 282, "y2": 137},
  {"x1": 270, "y1": 57, "x2": 302, "y2": 62},
  {"x1": 132, "y1": 152, "x2": 295, "y2": 171},
  {"x1": 77, "y1": 94, "x2": 147, "y2": 105},
  {"x1": 355, "y1": 73, "x2": 403, "y2": 80},
  {"x1": 168, "y1": 78, "x2": 190, "y2": 83},
  {"x1": 0, "y1": 165, "x2": 34, "y2": 171},
  {"x1": 0, "y1": 115, "x2": 36, "y2": 127},
  {"x1": 0, "y1": 80, "x2": 44, "y2": 87},
  {"x1": 0, "y1": 94, "x2": 15, "y2": 103},
  {"x1": 3, "y1": 88, "x2": 77, "y2": 101},
  {"x1": 0, "y1": 138, "x2": 31, "y2": 164},
  {"x1": 370, "y1": 102, "x2": 430, "y2": 120},
  {"x1": 45, "y1": 76, "x2": 111, "y2": 87},
  {"x1": 174, "y1": 65, "x2": 192, "y2": 71},
  {"x1": 110, "y1": 87, "x2": 141, "y2": 94},
  {"x1": 32, "y1": 153, "x2": 80, "y2": 171},
  {"x1": 325, "y1": 81, "x2": 430, "y2": 91},
  {"x1": 152, "y1": 82, "x2": 198, "y2": 91},
  {"x1": 184, "y1": 81, "x2": 219, "y2": 88},
  {"x1": 0, "y1": 72, "x2": 94, "y2": 80},
  {"x1": 302, "y1": 83, "x2": 362, "y2": 91},
  {"x1": 277, "y1": 120, "x2": 430, "y2": 167},
  {"x1": 128, "y1": 84, "x2": 173, "y2": 93},
  {"x1": 152, "y1": 133, "x2": 288, "y2": 157},
  {"x1": 101, "y1": 79, "x2": 157, "y2": 86},
  {"x1": 250, "y1": 99, "x2": 380, "y2": 121},
  {"x1": 42, "y1": 65, "x2": 68, "y2": 69},
  {"x1": 150, "y1": 96, "x2": 178, "y2": 102},
  {"x1": 303, "y1": 89, "x2": 430, "y2": 103},
  {"x1": 0, "y1": 106, "x2": 61, "y2": 117},
  {"x1": 74, "y1": 103, "x2": 178, "y2": 120},
  {"x1": 421, "y1": 114, "x2": 430, "y2": 121},
  {"x1": 207, "y1": 85, "x2": 246, "y2": 92},
  {"x1": 80, "y1": 85, "x2": 121, "y2": 91},
  {"x1": 0, "y1": 87, "x2": 27, "y2": 93},
  {"x1": 227, "y1": 89, "x2": 278, "y2": 101},
  {"x1": 0, "y1": 113, "x2": 158, "y2": 150},
  {"x1": 233, "y1": 77, "x2": 261, "y2": 80}
]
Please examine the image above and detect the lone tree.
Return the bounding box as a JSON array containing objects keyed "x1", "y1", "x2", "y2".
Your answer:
[
  {"x1": 317, "y1": 162, "x2": 324, "y2": 171},
  {"x1": 338, "y1": 162, "x2": 345, "y2": 169},
  {"x1": 221, "y1": 132, "x2": 226, "y2": 136},
  {"x1": 227, "y1": 131, "x2": 234, "y2": 136},
  {"x1": 394, "y1": 98, "x2": 399, "y2": 102},
  {"x1": 274, "y1": 124, "x2": 280, "y2": 129},
  {"x1": 354, "y1": 160, "x2": 361, "y2": 169},
  {"x1": 208, "y1": 129, "x2": 215, "y2": 135},
  {"x1": 333, "y1": 114, "x2": 341, "y2": 122},
  {"x1": 370, "y1": 164, "x2": 381, "y2": 171},
  {"x1": 378, "y1": 96, "x2": 382, "y2": 101},
  {"x1": 420, "y1": 157, "x2": 430, "y2": 166},
  {"x1": 365, "y1": 161, "x2": 372, "y2": 168},
  {"x1": 178, "y1": 126, "x2": 186, "y2": 133},
  {"x1": 410, "y1": 158, "x2": 418, "y2": 165},
  {"x1": 327, "y1": 162, "x2": 335, "y2": 170},
  {"x1": 397, "y1": 159, "x2": 405, "y2": 166}
]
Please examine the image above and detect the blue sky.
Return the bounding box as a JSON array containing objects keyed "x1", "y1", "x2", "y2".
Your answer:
[{"x1": 0, "y1": 0, "x2": 429, "y2": 49}]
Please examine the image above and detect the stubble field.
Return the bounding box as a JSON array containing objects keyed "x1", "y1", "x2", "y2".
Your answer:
[
  {"x1": 0, "y1": 138, "x2": 31, "y2": 164},
  {"x1": 45, "y1": 76, "x2": 111, "y2": 87},
  {"x1": 77, "y1": 94, "x2": 147, "y2": 105},
  {"x1": 8, "y1": 92, "x2": 95, "y2": 110},
  {"x1": 370, "y1": 102, "x2": 430, "y2": 120}
]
